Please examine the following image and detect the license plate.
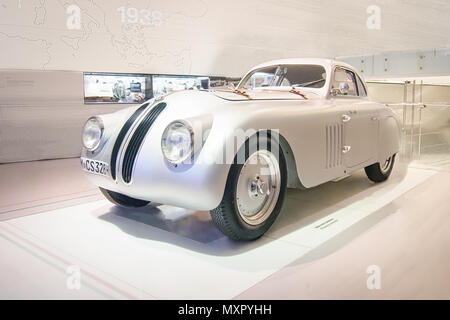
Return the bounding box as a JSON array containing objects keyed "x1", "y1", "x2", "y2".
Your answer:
[{"x1": 81, "y1": 157, "x2": 109, "y2": 176}]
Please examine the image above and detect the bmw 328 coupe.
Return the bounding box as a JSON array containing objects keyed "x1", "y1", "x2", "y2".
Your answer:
[{"x1": 81, "y1": 58, "x2": 401, "y2": 240}]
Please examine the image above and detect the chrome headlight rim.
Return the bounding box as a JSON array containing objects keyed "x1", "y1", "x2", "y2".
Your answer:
[
  {"x1": 161, "y1": 120, "x2": 194, "y2": 164},
  {"x1": 82, "y1": 116, "x2": 104, "y2": 151}
]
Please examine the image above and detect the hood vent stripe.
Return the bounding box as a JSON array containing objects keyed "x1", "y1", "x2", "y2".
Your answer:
[
  {"x1": 110, "y1": 103, "x2": 150, "y2": 180},
  {"x1": 121, "y1": 102, "x2": 167, "y2": 183}
]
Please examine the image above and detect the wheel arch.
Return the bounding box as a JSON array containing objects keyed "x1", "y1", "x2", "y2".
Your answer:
[
  {"x1": 275, "y1": 132, "x2": 305, "y2": 189},
  {"x1": 228, "y1": 129, "x2": 305, "y2": 189}
]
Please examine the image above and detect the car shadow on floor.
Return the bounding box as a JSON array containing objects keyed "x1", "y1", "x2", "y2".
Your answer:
[{"x1": 96, "y1": 161, "x2": 410, "y2": 257}]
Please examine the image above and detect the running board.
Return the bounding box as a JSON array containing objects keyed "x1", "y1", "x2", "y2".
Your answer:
[{"x1": 332, "y1": 174, "x2": 351, "y2": 182}]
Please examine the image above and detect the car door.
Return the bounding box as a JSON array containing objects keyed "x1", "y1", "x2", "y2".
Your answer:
[{"x1": 331, "y1": 67, "x2": 378, "y2": 169}]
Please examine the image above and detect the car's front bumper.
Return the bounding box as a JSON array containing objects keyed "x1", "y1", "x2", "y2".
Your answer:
[
  {"x1": 82, "y1": 155, "x2": 229, "y2": 211},
  {"x1": 81, "y1": 118, "x2": 230, "y2": 211}
]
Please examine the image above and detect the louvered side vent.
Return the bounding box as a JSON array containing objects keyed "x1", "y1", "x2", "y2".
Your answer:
[
  {"x1": 325, "y1": 124, "x2": 344, "y2": 168},
  {"x1": 121, "y1": 102, "x2": 167, "y2": 183},
  {"x1": 110, "y1": 103, "x2": 150, "y2": 180}
]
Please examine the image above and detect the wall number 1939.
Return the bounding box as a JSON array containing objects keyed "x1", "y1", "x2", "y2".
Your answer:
[{"x1": 117, "y1": 6, "x2": 163, "y2": 27}]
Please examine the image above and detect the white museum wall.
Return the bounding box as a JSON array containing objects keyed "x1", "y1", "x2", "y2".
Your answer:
[
  {"x1": 0, "y1": 70, "x2": 124, "y2": 162},
  {"x1": 1, "y1": 0, "x2": 450, "y2": 76}
]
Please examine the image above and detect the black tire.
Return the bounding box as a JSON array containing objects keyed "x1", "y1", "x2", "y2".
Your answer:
[
  {"x1": 364, "y1": 154, "x2": 396, "y2": 183},
  {"x1": 99, "y1": 187, "x2": 150, "y2": 208},
  {"x1": 210, "y1": 134, "x2": 287, "y2": 241}
]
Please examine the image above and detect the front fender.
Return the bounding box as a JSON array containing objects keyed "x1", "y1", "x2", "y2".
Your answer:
[{"x1": 83, "y1": 97, "x2": 306, "y2": 210}]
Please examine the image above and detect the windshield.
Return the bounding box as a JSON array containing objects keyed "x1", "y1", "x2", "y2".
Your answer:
[{"x1": 239, "y1": 64, "x2": 327, "y2": 90}]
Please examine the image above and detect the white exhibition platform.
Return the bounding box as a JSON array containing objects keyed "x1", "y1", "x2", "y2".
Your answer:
[{"x1": 0, "y1": 158, "x2": 448, "y2": 299}]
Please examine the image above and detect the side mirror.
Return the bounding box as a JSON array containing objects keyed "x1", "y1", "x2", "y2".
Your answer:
[
  {"x1": 331, "y1": 82, "x2": 350, "y2": 96},
  {"x1": 339, "y1": 82, "x2": 349, "y2": 95},
  {"x1": 227, "y1": 83, "x2": 236, "y2": 91}
]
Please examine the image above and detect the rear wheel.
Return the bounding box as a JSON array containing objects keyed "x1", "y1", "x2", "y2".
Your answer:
[
  {"x1": 364, "y1": 154, "x2": 396, "y2": 183},
  {"x1": 99, "y1": 187, "x2": 150, "y2": 208},
  {"x1": 210, "y1": 136, "x2": 287, "y2": 241}
]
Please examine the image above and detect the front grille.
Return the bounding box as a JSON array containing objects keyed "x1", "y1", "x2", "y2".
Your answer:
[
  {"x1": 121, "y1": 102, "x2": 167, "y2": 183},
  {"x1": 110, "y1": 103, "x2": 150, "y2": 180}
]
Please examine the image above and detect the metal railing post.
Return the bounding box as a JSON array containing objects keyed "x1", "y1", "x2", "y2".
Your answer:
[
  {"x1": 402, "y1": 81, "x2": 408, "y2": 156},
  {"x1": 403, "y1": 81, "x2": 407, "y2": 128},
  {"x1": 418, "y1": 81, "x2": 423, "y2": 159},
  {"x1": 410, "y1": 80, "x2": 416, "y2": 157}
]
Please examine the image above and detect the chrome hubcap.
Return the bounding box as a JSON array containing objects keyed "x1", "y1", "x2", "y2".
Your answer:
[
  {"x1": 380, "y1": 156, "x2": 393, "y2": 174},
  {"x1": 249, "y1": 176, "x2": 268, "y2": 198},
  {"x1": 236, "y1": 150, "x2": 281, "y2": 226}
]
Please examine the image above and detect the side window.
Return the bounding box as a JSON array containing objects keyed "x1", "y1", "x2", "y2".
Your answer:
[
  {"x1": 332, "y1": 68, "x2": 358, "y2": 96},
  {"x1": 356, "y1": 75, "x2": 367, "y2": 97}
]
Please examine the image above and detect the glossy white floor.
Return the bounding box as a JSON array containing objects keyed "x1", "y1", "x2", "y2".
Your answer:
[{"x1": 0, "y1": 157, "x2": 448, "y2": 299}]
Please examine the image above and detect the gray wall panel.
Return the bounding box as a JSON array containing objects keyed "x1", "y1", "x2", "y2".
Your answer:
[{"x1": 0, "y1": 70, "x2": 130, "y2": 163}]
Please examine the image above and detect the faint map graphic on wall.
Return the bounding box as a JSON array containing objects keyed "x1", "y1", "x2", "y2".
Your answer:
[
  {"x1": 84, "y1": 73, "x2": 151, "y2": 103},
  {"x1": 0, "y1": 0, "x2": 205, "y2": 73},
  {"x1": 152, "y1": 75, "x2": 209, "y2": 97}
]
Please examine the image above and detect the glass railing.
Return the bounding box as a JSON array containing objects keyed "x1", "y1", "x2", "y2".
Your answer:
[{"x1": 381, "y1": 81, "x2": 450, "y2": 171}]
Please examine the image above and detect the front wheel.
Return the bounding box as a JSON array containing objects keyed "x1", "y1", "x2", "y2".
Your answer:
[
  {"x1": 364, "y1": 154, "x2": 396, "y2": 183},
  {"x1": 99, "y1": 188, "x2": 150, "y2": 208},
  {"x1": 210, "y1": 136, "x2": 287, "y2": 241}
]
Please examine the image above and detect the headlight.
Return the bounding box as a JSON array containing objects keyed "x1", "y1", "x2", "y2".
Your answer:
[
  {"x1": 82, "y1": 117, "x2": 104, "y2": 151},
  {"x1": 161, "y1": 121, "x2": 194, "y2": 163}
]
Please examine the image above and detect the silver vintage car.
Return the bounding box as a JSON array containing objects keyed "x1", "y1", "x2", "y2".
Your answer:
[{"x1": 81, "y1": 58, "x2": 401, "y2": 241}]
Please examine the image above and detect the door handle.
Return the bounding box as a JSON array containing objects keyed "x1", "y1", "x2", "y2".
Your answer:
[
  {"x1": 342, "y1": 114, "x2": 351, "y2": 122},
  {"x1": 342, "y1": 146, "x2": 351, "y2": 154}
]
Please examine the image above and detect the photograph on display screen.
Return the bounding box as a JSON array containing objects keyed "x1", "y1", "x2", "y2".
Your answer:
[
  {"x1": 152, "y1": 75, "x2": 210, "y2": 97},
  {"x1": 209, "y1": 77, "x2": 242, "y2": 89},
  {"x1": 84, "y1": 73, "x2": 152, "y2": 104}
]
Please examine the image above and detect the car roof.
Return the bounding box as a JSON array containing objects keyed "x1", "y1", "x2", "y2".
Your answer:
[{"x1": 249, "y1": 58, "x2": 357, "y2": 73}]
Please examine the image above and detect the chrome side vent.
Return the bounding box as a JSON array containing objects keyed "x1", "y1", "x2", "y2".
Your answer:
[{"x1": 325, "y1": 124, "x2": 343, "y2": 168}]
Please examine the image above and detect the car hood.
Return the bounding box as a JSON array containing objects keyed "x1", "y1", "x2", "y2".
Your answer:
[{"x1": 105, "y1": 89, "x2": 321, "y2": 133}]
